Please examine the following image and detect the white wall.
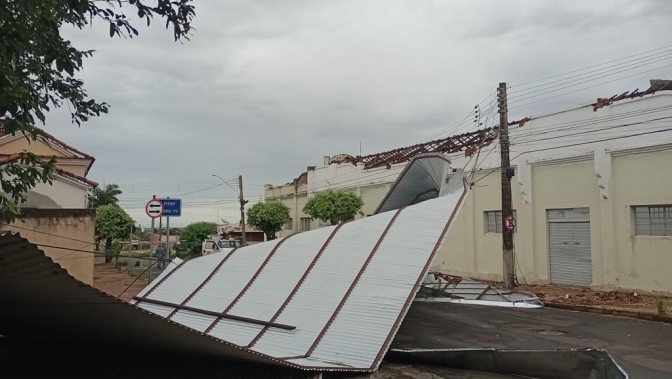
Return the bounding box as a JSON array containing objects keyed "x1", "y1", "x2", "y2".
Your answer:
[{"x1": 31, "y1": 178, "x2": 88, "y2": 208}]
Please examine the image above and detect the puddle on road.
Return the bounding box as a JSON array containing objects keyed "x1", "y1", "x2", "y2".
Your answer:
[{"x1": 533, "y1": 328, "x2": 568, "y2": 336}]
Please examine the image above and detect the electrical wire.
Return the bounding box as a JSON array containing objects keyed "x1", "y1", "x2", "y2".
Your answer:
[
  {"x1": 509, "y1": 63, "x2": 672, "y2": 111},
  {"x1": 508, "y1": 104, "x2": 672, "y2": 144},
  {"x1": 510, "y1": 43, "x2": 672, "y2": 89},
  {"x1": 116, "y1": 261, "x2": 160, "y2": 300},
  {"x1": 515, "y1": 127, "x2": 672, "y2": 155},
  {"x1": 509, "y1": 51, "x2": 672, "y2": 98},
  {"x1": 510, "y1": 116, "x2": 672, "y2": 146}
]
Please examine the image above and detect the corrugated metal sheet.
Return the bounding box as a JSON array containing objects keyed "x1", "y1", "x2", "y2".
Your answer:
[
  {"x1": 251, "y1": 210, "x2": 398, "y2": 358},
  {"x1": 309, "y1": 193, "x2": 463, "y2": 369},
  {"x1": 131, "y1": 154, "x2": 468, "y2": 371},
  {"x1": 375, "y1": 154, "x2": 454, "y2": 214}
]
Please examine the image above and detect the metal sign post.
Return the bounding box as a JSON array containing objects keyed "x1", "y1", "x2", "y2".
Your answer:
[
  {"x1": 158, "y1": 198, "x2": 182, "y2": 256},
  {"x1": 146, "y1": 196, "x2": 162, "y2": 256}
]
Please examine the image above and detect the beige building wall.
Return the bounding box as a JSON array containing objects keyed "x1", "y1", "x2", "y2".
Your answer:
[
  {"x1": 2, "y1": 137, "x2": 66, "y2": 156},
  {"x1": 1, "y1": 136, "x2": 92, "y2": 177},
  {"x1": 31, "y1": 179, "x2": 89, "y2": 208},
  {"x1": 2, "y1": 209, "x2": 96, "y2": 285},
  {"x1": 435, "y1": 147, "x2": 672, "y2": 293},
  {"x1": 266, "y1": 180, "x2": 392, "y2": 238},
  {"x1": 611, "y1": 148, "x2": 672, "y2": 292}
]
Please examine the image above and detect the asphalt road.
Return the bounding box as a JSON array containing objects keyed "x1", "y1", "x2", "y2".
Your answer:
[{"x1": 393, "y1": 302, "x2": 672, "y2": 379}]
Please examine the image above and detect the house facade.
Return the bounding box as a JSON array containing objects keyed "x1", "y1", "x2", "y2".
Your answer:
[
  {"x1": 0, "y1": 125, "x2": 98, "y2": 285},
  {"x1": 264, "y1": 81, "x2": 672, "y2": 294}
]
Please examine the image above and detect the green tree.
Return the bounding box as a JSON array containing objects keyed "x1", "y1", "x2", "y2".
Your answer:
[
  {"x1": 180, "y1": 222, "x2": 217, "y2": 258},
  {"x1": 247, "y1": 202, "x2": 290, "y2": 241},
  {"x1": 88, "y1": 184, "x2": 122, "y2": 208},
  {"x1": 95, "y1": 204, "x2": 134, "y2": 263},
  {"x1": 303, "y1": 190, "x2": 364, "y2": 225},
  {"x1": 0, "y1": 0, "x2": 195, "y2": 222}
]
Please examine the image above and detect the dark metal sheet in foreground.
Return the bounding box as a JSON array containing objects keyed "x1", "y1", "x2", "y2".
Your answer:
[
  {"x1": 387, "y1": 348, "x2": 628, "y2": 379},
  {"x1": 0, "y1": 233, "x2": 299, "y2": 370}
]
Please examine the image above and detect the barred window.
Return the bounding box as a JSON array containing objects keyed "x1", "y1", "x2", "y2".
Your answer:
[
  {"x1": 285, "y1": 218, "x2": 293, "y2": 230},
  {"x1": 485, "y1": 210, "x2": 517, "y2": 233},
  {"x1": 634, "y1": 205, "x2": 672, "y2": 236},
  {"x1": 300, "y1": 217, "x2": 312, "y2": 231}
]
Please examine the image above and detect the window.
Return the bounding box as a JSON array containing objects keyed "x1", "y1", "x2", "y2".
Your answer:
[
  {"x1": 485, "y1": 210, "x2": 517, "y2": 233},
  {"x1": 300, "y1": 217, "x2": 312, "y2": 231},
  {"x1": 634, "y1": 205, "x2": 672, "y2": 236},
  {"x1": 285, "y1": 218, "x2": 293, "y2": 230}
]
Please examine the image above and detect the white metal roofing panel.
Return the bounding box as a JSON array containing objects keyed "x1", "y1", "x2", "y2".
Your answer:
[
  {"x1": 209, "y1": 318, "x2": 266, "y2": 346},
  {"x1": 133, "y1": 258, "x2": 183, "y2": 300},
  {"x1": 229, "y1": 226, "x2": 335, "y2": 319},
  {"x1": 285, "y1": 357, "x2": 353, "y2": 368},
  {"x1": 179, "y1": 240, "x2": 281, "y2": 312},
  {"x1": 144, "y1": 253, "x2": 224, "y2": 303},
  {"x1": 250, "y1": 210, "x2": 397, "y2": 358},
  {"x1": 170, "y1": 310, "x2": 217, "y2": 333},
  {"x1": 137, "y1": 302, "x2": 174, "y2": 318},
  {"x1": 309, "y1": 192, "x2": 462, "y2": 368},
  {"x1": 220, "y1": 227, "x2": 336, "y2": 346}
]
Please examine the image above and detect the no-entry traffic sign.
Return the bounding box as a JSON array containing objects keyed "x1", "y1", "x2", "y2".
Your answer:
[
  {"x1": 145, "y1": 199, "x2": 163, "y2": 219},
  {"x1": 504, "y1": 214, "x2": 516, "y2": 231}
]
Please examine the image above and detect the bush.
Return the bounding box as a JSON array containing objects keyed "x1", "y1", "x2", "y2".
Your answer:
[{"x1": 656, "y1": 296, "x2": 667, "y2": 316}]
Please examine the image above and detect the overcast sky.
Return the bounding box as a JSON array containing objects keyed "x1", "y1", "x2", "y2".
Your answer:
[{"x1": 44, "y1": 0, "x2": 672, "y2": 226}]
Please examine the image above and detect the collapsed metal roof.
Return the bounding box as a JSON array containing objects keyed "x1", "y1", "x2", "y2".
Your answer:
[
  {"x1": 133, "y1": 160, "x2": 467, "y2": 371},
  {"x1": 0, "y1": 153, "x2": 467, "y2": 373}
]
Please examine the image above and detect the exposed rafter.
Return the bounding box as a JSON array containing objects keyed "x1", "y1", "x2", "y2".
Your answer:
[{"x1": 357, "y1": 128, "x2": 498, "y2": 170}]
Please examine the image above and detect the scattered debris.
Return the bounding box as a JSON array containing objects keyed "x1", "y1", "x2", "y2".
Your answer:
[
  {"x1": 417, "y1": 272, "x2": 542, "y2": 308},
  {"x1": 517, "y1": 283, "x2": 671, "y2": 316}
]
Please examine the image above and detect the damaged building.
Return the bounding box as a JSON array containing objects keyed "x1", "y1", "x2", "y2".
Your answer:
[{"x1": 265, "y1": 80, "x2": 672, "y2": 295}]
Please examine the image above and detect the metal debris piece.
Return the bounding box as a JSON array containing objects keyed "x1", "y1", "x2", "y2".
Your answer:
[{"x1": 417, "y1": 272, "x2": 543, "y2": 308}]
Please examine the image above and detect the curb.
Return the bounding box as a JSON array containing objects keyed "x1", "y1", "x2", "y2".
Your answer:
[{"x1": 545, "y1": 302, "x2": 672, "y2": 324}]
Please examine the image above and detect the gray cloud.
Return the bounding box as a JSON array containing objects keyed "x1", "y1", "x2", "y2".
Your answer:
[{"x1": 41, "y1": 0, "x2": 672, "y2": 225}]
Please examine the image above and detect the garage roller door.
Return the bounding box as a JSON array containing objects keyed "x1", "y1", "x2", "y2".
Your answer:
[{"x1": 547, "y1": 208, "x2": 592, "y2": 287}]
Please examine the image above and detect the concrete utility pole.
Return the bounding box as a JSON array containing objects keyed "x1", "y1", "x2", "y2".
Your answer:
[
  {"x1": 239, "y1": 175, "x2": 247, "y2": 245},
  {"x1": 498, "y1": 82, "x2": 515, "y2": 290}
]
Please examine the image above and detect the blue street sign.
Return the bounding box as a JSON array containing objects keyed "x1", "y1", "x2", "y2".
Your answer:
[{"x1": 159, "y1": 198, "x2": 182, "y2": 217}]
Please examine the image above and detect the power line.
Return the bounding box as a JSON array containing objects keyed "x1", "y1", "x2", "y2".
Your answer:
[
  {"x1": 516, "y1": 115, "x2": 672, "y2": 144},
  {"x1": 510, "y1": 116, "x2": 672, "y2": 146},
  {"x1": 510, "y1": 44, "x2": 672, "y2": 89},
  {"x1": 509, "y1": 63, "x2": 672, "y2": 111},
  {"x1": 515, "y1": 127, "x2": 672, "y2": 155},
  {"x1": 508, "y1": 104, "x2": 672, "y2": 143},
  {"x1": 419, "y1": 90, "x2": 497, "y2": 143},
  {"x1": 509, "y1": 59, "x2": 672, "y2": 104},
  {"x1": 509, "y1": 50, "x2": 672, "y2": 97}
]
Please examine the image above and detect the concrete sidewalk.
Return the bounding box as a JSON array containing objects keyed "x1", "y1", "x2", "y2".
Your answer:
[{"x1": 394, "y1": 303, "x2": 672, "y2": 379}]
